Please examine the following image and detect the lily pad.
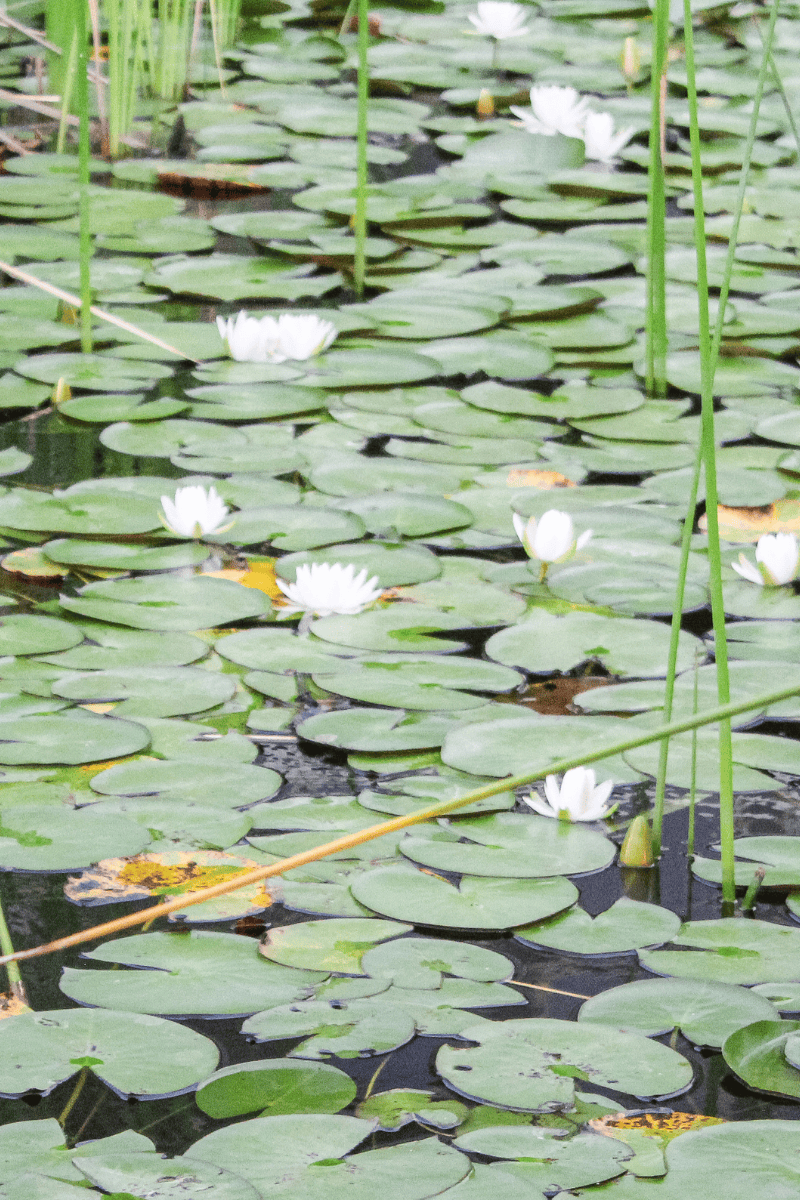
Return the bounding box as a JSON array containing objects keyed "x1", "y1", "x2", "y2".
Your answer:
[
  {"x1": 196, "y1": 1058, "x2": 357, "y2": 1118},
  {"x1": 399, "y1": 812, "x2": 615, "y2": 878},
  {"x1": 260, "y1": 918, "x2": 411, "y2": 973},
  {"x1": 436, "y1": 1017, "x2": 693, "y2": 1111},
  {"x1": 350, "y1": 864, "x2": 578, "y2": 930},
  {"x1": 0, "y1": 1008, "x2": 218, "y2": 1097},
  {"x1": 579, "y1": 978, "x2": 779, "y2": 1048},
  {"x1": 0, "y1": 803, "x2": 149, "y2": 871},
  {"x1": 59, "y1": 574, "x2": 268, "y2": 631},
  {"x1": 639, "y1": 919, "x2": 800, "y2": 985},
  {"x1": 74, "y1": 1153, "x2": 260, "y2": 1200},
  {"x1": 60, "y1": 931, "x2": 326, "y2": 1016},
  {"x1": 516, "y1": 897, "x2": 680, "y2": 956},
  {"x1": 0, "y1": 712, "x2": 150, "y2": 766},
  {"x1": 722, "y1": 1020, "x2": 800, "y2": 1100}
]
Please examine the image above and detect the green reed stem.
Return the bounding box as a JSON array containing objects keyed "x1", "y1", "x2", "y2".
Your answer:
[
  {"x1": 353, "y1": 0, "x2": 370, "y2": 298},
  {"x1": 650, "y1": 0, "x2": 778, "y2": 861},
  {"x1": 683, "y1": 0, "x2": 734, "y2": 907},
  {"x1": 687, "y1": 648, "x2": 700, "y2": 858},
  {"x1": 45, "y1": 0, "x2": 74, "y2": 98},
  {"x1": 645, "y1": 0, "x2": 669, "y2": 397},
  {"x1": 0, "y1": 887, "x2": 25, "y2": 1002},
  {"x1": 73, "y1": 0, "x2": 93, "y2": 354},
  {"x1": 56, "y1": 29, "x2": 78, "y2": 155},
  {"x1": 651, "y1": 440, "x2": 702, "y2": 858}
]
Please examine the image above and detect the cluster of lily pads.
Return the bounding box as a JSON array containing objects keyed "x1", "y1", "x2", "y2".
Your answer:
[{"x1": 3, "y1": 0, "x2": 800, "y2": 1190}]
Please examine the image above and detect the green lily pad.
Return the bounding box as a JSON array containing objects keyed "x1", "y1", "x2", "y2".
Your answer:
[
  {"x1": 89, "y1": 759, "x2": 281, "y2": 807},
  {"x1": 242, "y1": 995, "x2": 417, "y2": 1060},
  {"x1": 15, "y1": 352, "x2": 170, "y2": 393},
  {"x1": 297, "y1": 707, "x2": 487, "y2": 753},
  {"x1": 0, "y1": 802, "x2": 149, "y2": 870},
  {"x1": 440, "y1": 712, "x2": 643, "y2": 784},
  {"x1": 51, "y1": 666, "x2": 234, "y2": 717},
  {"x1": 486, "y1": 611, "x2": 702, "y2": 678},
  {"x1": 360, "y1": 935, "x2": 513, "y2": 989},
  {"x1": 516, "y1": 894, "x2": 681, "y2": 956},
  {"x1": 0, "y1": 614, "x2": 83, "y2": 656},
  {"x1": 722, "y1": 1020, "x2": 800, "y2": 1100},
  {"x1": 38, "y1": 627, "x2": 207, "y2": 670},
  {"x1": 400, "y1": 812, "x2": 615, "y2": 878},
  {"x1": 74, "y1": 1153, "x2": 260, "y2": 1200},
  {"x1": 260, "y1": 917, "x2": 411, "y2": 973},
  {"x1": 0, "y1": 711, "x2": 150, "y2": 766},
  {"x1": 639, "y1": 919, "x2": 800, "y2": 985},
  {"x1": 59, "y1": 574, "x2": 268, "y2": 631},
  {"x1": 436, "y1": 1017, "x2": 693, "y2": 1111},
  {"x1": 0, "y1": 487, "x2": 161, "y2": 536},
  {"x1": 351, "y1": 864, "x2": 578, "y2": 931},
  {"x1": 312, "y1": 657, "x2": 523, "y2": 711},
  {"x1": 0, "y1": 1008, "x2": 218, "y2": 1097},
  {"x1": 308, "y1": 607, "x2": 467, "y2": 653},
  {"x1": 453, "y1": 1127, "x2": 632, "y2": 1191},
  {"x1": 60, "y1": 930, "x2": 326, "y2": 1016},
  {"x1": 0, "y1": 1120, "x2": 153, "y2": 1187},
  {"x1": 580, "y1": 977, "x2": 779, "y2": 1049},
  {"x1": 196, "y1": 1058, "x2": 357, "y2": 1118}
]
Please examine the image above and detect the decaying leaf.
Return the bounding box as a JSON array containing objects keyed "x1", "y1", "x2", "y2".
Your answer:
[
  {"x1": 66, "y1": 850, "x2": 273, "y2": 922},
  {"x1": 0, "y1": 993, "x2": 32, "y2": 1019},
  {"x1": 590, "y1": 1110, "x2": 726, "y2": 1145},
  {"x1": 206, "y1": 561, "x2": 284, "y2": 601},
  {"x1": 700, "y1": 501, "x2": 800, "y2": 543},
  {"x1": 1, "y1": 547, "x2": 64, "y2": 582},
  {"x1": 505, "y1": 469, "x2": 576, "y2": 489}
]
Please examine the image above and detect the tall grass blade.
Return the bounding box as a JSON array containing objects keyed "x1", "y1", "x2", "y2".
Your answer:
[
  {"x1": 353, "y1": 0, "x2": 370, "y2": 297},
  {"x1": 682, "y1": 0, "x2": 735, "y2": 908},
  {"x1": 651, "y1": 0, "x2": 779, "y2": 860},
  {"x1": 645, "y1": 0, "x2": 670, "y2": 398}
]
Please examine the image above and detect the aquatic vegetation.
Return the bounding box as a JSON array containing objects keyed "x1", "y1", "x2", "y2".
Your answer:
[{"x1": 0, "y1": 0, "x2": 798, "y2": 1183}]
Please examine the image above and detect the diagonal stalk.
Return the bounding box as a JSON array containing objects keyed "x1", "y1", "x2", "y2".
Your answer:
[{"x1": 2, "y1": 680, "x2": 800, "y2": 969}]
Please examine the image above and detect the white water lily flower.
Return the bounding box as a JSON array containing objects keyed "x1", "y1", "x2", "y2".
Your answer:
[
  {"x1": 160, "y1": 485, "x2": 232, "y2": 538},
  {"x1": 732, "y1": 532, "x2": 800, "y2": 587},
  {"x1": 509, "y1": 84, "x2": 591, "y2": 138},
  {"x1": 512, "y1": 509, "x2": 592, "y2": 563},
  {"x1": 277, "y1": 562, "x2": 383, "y2": 617},
  {"x1": 583, "y1": 111, "x2": 635, "y2": 163},
  {"x1": 525, "y1": 766, "x2": 614, "y2": 822},
  {"x1": 468, "y1": 1, "x2": 529, "y2": 39},
  {"x1": 217, "y1": 311, "x2": 336, "y2": 363}
]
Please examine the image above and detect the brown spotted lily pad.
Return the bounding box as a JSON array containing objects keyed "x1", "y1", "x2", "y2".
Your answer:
[
  {"x1": 65, "y1": 850, "x2": 273, "y2": 922},
  {"x1": 700, "y1": 500, "x2": 800, "y2": 543}
]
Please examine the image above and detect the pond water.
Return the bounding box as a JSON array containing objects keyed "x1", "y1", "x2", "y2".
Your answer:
[{"x1": 3, "y1": 0, "x2": 800, "y2": 1194}]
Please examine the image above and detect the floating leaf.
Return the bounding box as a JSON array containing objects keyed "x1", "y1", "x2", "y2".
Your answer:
[
  {"x1": 196, "y1": 1058, "x2": 356, "y2": 1118},
  {"x1": 517, "y1": 897, "x2": 680, "y2": 956},
  {"x1": 639, "y1": 919, "x2": 800, "y2": 985},
  {"x1": 579, "y1": 978, "x2": 779, "y2": 1048},
  {"x1": 0, "y1": 1008, "x2": 218, "y2": 1097},
  {"x1": 436, "y1": 1018, "x2": 693, "y2": 1111},
  {"x1": 64, "y1": 849, "x2": 276, "y2": 921},
  {"x1": 60, "y1": 930, "x2": 326, "y2": 1015},
  {"x1": 351, "y1": 864, "x2": 578, "y2": 930}
]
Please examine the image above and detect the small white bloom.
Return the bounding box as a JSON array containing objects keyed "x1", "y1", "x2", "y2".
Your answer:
[
  {"x1": 509, "y1": 84, "x2": 591, "y2": 138},
  {"x1": 277, "y1": 562, "x2": 383, "y2": 617},
  {"x1": 512, "y1": 509, "x2": 592, "y2": 563},
  {"x1": 583, "y1": 111, "x2": 635, "y2": 163},
  {"x1": 160, "y1": 485, "x2": 232, "y2": 538},
  {"x1": 217, "y1": 311, "x2": 336, "y2": 363},
  {"x1": 468, "y1": 1, "x2": 529, "y2": 39},
  {"x1": 732, "y1": 532, "x2": 800, "y2": 587},
  {"x1": 524, "y1": 766, "x2": 614, "y2": 821}
]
